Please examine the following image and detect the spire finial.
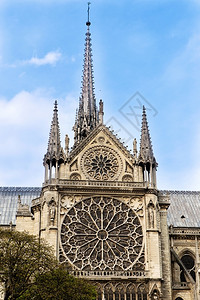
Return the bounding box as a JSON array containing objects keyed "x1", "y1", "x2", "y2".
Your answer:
[
  {"x1": 54, "y1": 100, "x2": 58, "y2": 111},
  {"x1": 86, "y1": 2, "x2": 91, "y2": 26}
]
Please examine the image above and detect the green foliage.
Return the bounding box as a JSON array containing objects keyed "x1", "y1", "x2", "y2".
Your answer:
[
  {"x1": 19, "y1": 266, "x2": 97, "y2": 300},
  {"x1": 0, "y1": 229, "x2": 96, "y2": 300},
  {"x1": 0, "y1": 229, "x2": 57, "y2": 300}
]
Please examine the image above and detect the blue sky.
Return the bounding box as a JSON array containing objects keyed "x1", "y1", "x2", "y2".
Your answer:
[{"x1": 0, "y1": 0, "x2": 200, "y2": 190}]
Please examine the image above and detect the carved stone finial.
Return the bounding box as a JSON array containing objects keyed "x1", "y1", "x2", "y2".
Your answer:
[
  {"x1": 9, "y1": 221, "x2": 13, "y2": 230},
  {"x1": 16, "y1": 195, "x2": 32, "y2": 217},
  {"x1": 18, "y1": 194, "x2": 21, "y2": 205},
  {"x1": 65, "y1": 134, "x2": 69, "y2": 156},
  {"x1": 99, "y1": 99, "x2": 104, "y2": 124},
  {"x1": 133, "y1": 138, "x2": 137, "y2": 158}
]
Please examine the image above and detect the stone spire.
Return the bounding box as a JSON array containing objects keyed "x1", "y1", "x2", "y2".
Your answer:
[
  {"x1": 73, "y1": 4, "x2": 99, "y2": 144},
  {"x1": 138, "y1": 106, "x2": 157, "y2": 188},
  {"x1": 139, "y1": 106, "x2": 156, "y2": 163},
  {"x1": 43, "y1": 101, "x2": 65, "y2": 183},
  {"x1": 46, "y1": 100, "x2": 61, "y2": 159}
]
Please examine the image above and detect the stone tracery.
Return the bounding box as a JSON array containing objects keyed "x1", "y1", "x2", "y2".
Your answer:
[
  {"x1": 81, "y1": 146, "x2": 122, "y2": 180},
  {"x1": 61, "y1": 196, "x2": 144, "y2": 271}
]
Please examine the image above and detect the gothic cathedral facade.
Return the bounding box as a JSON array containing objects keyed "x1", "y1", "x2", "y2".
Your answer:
[{"x1": 14, "y1": 14, "x2": 200, "y2": 300}]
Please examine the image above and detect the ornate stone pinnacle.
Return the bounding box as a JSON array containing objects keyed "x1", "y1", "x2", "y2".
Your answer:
[
  {"x1": 44, "y1": 101, "x2": 64, "y2": 164},
  {"x1": 139, "y1": 106, "x2": 156, "y2": 163}
]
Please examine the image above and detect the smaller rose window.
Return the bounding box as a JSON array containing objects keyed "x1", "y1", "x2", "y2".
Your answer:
[
  {"x1": 91, "y1": 154, "x2": 113, "y2": 175},
  {"x1": 81, "y1": 146, "x2": 122, "y2": 180}
]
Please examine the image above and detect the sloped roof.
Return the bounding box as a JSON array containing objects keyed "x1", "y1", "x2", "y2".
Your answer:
[
  {"x1": 0, "y1": 187, "x2": 41, "y2": 225},
  {"x1": 166, "y1": 190, "x2": 200, "y2": 227},
  {"x1": 0, "y1": 187, "x2": 200, "y2": 228}
]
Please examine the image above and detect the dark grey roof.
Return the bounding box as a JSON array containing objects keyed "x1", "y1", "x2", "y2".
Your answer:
[
  {"x1": 0, "y1": 187, "x2": 41, "y2": 225},
  {"x1": 0, "y1": 187, "x2": 200, "y2": 228},
  {"x1": 166, "y1": 190, "x2": 200, "y2": 227}
]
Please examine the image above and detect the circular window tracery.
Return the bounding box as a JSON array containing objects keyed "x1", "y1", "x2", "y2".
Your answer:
[
  {"x1": 81, "y1": 146, "x2": 122, "y2": 180},
  {"x1": 61, "y1": 196, "x2": 143, "y2": 271}
]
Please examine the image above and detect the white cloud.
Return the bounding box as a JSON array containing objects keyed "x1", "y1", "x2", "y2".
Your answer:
[
  {"x1": 25, "y1": 51, "x2": 62, "y2": 66},
  {"x1": 0, "y1": 90, "x2": 52, "y2": 128},
  {"x1": 0, "y1": 89, "x2": 77, "y2": 186}
]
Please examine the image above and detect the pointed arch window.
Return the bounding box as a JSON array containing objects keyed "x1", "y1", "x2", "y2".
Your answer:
[
  {"x1": 180, "y1": 253, "x2": 195, "y2": 282},
  {"x1": 138, "y1": 284, "x2": 147, "y2": 300},
  {"x1": 104, "y1": 284, "x2": 113, "y2": 300},
  {"x1": 96, "y1": 284, "x2": 102, "y2": 300},
  {"x1": 114, "y1": 284, "x2": 124, "y2": 300},
  {"x1": 126, "y1": 284, "x2": 136, "y2": 300}
]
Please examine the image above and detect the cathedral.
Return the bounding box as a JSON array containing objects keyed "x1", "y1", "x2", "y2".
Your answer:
[{"x1": 0, "y1": 8, "x2": 200, "y2": 300}]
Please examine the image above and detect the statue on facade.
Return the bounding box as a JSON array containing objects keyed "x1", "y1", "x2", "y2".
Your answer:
[
  {"x1": 148, "y1": 204, "x2": 154, "y2": 228},
  {"x1": 49, "y1": 197, "x2": 56, "y2": 225}
]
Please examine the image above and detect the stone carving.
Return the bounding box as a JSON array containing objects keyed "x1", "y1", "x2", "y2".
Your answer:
[
  {"x1": 148, "y1": 202, "x2": 155, "y2": 229},
  {"x1": 60, "y1": 195, "x2": 76, "y2": 212},
  {"x1": 61, "y1": 196, "x2": 144, "y2": 271},
  {"x1": 49, "y1": 197, "x2": 56, "y2": 225},
  {"x1": 122, "y1": 174, "x2": 133, "y2": 182},
  {"x1": 81, "y1": 146, "x2": 122, "y2": 181},
  {"x1": 98, "y1": 136, "x2": 105, "y2": 143},
  {"x1": 151, "y1": 290, "x2": 159, "y2": 299},
  {"x1": 65, "y1": 134, "x2": 69, "y2": 156},
  {"x1": 17, "y1": 194, "x2": 32, "y2": 217},
  {"x1": 70, "y1": 173, "x2": 81, "y2": 180},
  {"x1": 126, "y1": 197, "x2": 143, "y2": 216}
]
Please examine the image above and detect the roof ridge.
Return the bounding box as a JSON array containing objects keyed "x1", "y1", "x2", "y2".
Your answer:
[{"x1": 161, "y1": 190, "x2": 200, "y2": 194}]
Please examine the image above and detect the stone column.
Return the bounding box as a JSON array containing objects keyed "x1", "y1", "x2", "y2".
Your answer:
[
  {"x1": 49, "y1": 161, "x2": 52, "y2": 183},
  {"x1": 160, "y1": 206, "x2": 172, "y2": 299},
  {"x1": 44, "y1": 164, "x2": 48, "y2": 182},
  {"x1": 195, "y1": 236, "x2": 199, "y2": 300},
  {"x1": 55, "y1": 161, "x2": 58, "y2": 181}
]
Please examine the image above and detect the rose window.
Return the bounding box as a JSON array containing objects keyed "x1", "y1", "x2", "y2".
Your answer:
[
  {"x1": 61, "y1": 196, "x2": 144, "y2": 271},
  {"x1": 91, "y1": 154, "x2": 113, "y2": 176},
  {"x1": 81, "y1": 146, "x2": 122, "y2": 180}
]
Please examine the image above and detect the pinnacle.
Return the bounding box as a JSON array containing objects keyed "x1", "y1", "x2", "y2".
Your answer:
[
  {"x1": 139, "y1": 106, "x2": 156, "y2": 163},
  {"x1": 46, "y1": 101, "x2": 62, "y2": 159}
]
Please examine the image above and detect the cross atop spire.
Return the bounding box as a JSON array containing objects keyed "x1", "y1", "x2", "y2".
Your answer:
[
  {"x1": 139, "y1": 106, "x2": 156, "y2": 163},
  {"x1": 73, "y1": 3, "x2": 99, "y2": 145},
  {"x1": 86, "y1": 2, "x2": 91, "y2": 26}
]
